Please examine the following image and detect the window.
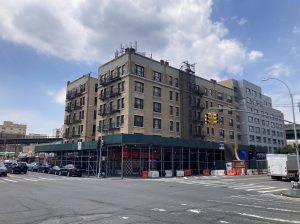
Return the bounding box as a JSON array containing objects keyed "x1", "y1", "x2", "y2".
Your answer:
[
  {"x1": 211, "y1": 127, "x2": 215, "y2": 135},
  {"x1": 228, "y1": 107, "x2": 233, "y2": 115},
  {"x1": 153, "y1": 86, "x2": 161, "y2": 97},
  {"x1": 255, "y1": 127, "x2": 260, "y2": 133},
  {"x1": 121, "y1": 98, "x2": 124, "y2": 108},
  {"x1": 118, "y1": 81, "x2": 125, "y2": 92},
  {"x1": 249, "y1": 126, "x2": 254, "y2": 132},
  {"x1": 206, "y1": 127, "x2": 210, "y2": 135},
  {"x1": 134, "y1": 98, "x2": 144, "y2": 109},
  {"x1": 176, "y1": 122, "x2": 180, "y2": 132},
  {"x1": 118, "y1": 64, "x2": 126, "y2": 76},
  {"x1": 229, "y1": 119, "x2": 233, "y2": 127},
  {"x1": 169, "y1": 76, "x2": 173, "y2": 85},
  {"x1": 254, "y1": 118, "x2": 260, "y2": 124},
  {"x1": 169, "y1": 91, "x2": 173, "y2": 100},
  {"x1": 94, "y1": 110, "x2": 96, "y2": 120},
  {"x1": 227, "y1": 95, "x2": 233, "y2": 103},
  {"x1": 175, "y1": 92, "x2": 179, "y2": 101},
  {"x1": 219, "y1": 116, "x2": 224, "y2": 125},
  {"x1": 153, "y1": 71, "x2": 161, "y2": 82},
  {"x1": 256, "y1": 136, "x2": 261, "y2": 143},
  {"x1": 170, "y1": 106, "x2": 173, "y2": 115},
  {"x1": 153, "y1": 118, "x2": 161, "y2": 129},
  {"x1": 135, "y1": 64, "x2": 144, "y2": 77},
  {"x1": 117, "y1": 115, "x2": 124, "y2": 127},
  {"x1": 95, "y1": 84, "x2": 98, "y2": 92},
  {"x1": 248, "y1": 116, "x2": 253, "y2": 123},
  {"x1": 217, "y1": 93, "x2": 223, "y2": 100},
  {"x1": 170, "y1": 121, "x2": 174, "y2": 131},
  {"x1": 230, "y1": 131, "x2": 234, "y2": 140},
  {"x1": 134, "y1": 115, "x2": 143, "y2": 127},
  {"x1": 246, "y1": 88, "x2": 251, "y2": 95},
  {"x1": 175, "y1": 78, "x2": 179, "y2": 87},
  {"x1": 249, "y1": 135, "x2": 255, "y2": 142},
  {"x1": 219, "y1": 129, "x2": 225, "y2": 138},
  {"x1": 218, "y1": 104, "x2": 223, "y2": 112},
  {"x1": 205, "y1": 101, "x2": 209, "y2": 109},
  {"x1": 176, "y1": 107, "x2": 179, "y2": 116},
  {"x1": 94, "y1": 97, "x2": 97, "y2": 106},
  {"x1": 135, "y1": 81, "x2": 144, "y2": 93},
  {"x1": 153, "y1": 102, "x2": 161, "y2": 113}
]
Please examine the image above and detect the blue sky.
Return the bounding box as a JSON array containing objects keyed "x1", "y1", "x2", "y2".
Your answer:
[{"x1": 0, "y1": 0, "x2": 299, "y2": 135}]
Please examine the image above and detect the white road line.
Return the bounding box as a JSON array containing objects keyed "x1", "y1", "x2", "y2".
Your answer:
[
  {"x1": 3, "y1": 178, "x2": 18, "y2": 182},
  {"x1": 258, "y1": 188, "x2": 288, "y2": 193},
  {"x1": 0, "y1": 180, "x2": 6, "y2": 183},
  {"x1": 237, "y1": 212, "x2": 300, "y2": 223},
  {"x1": 187, "y1": 209, "x2": 201, "y2": 214},
  {"x1": 236, "y1": 203, "x2": 300, "y2": 213},
  {"x1": 245, "y1": 187, "x2": 276, "y2": 191},
  {"x1": 229, "y1": 184, "x2": 255, "y2": 188},
  {"x1": 232, "y1": 185, "x2": 265, "y2": 189},
  {"x1": 23, "y1": 178, "x2": 39, "y2": 181},
  {"x1": 219, "y1": 221, "x2": 229, "y2": 223},
  {"x1": 152, "y1": 208, "x2": 166, "y2": 212}
]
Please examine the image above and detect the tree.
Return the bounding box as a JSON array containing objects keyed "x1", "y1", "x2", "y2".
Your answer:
[{"x1": 276, "y1": 145, "x2": 298, "y2": 154}]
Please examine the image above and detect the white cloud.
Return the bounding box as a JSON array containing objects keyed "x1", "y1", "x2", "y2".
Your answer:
[
  {"x1": 237, "y1": 18, "x2": 248, "y2": 26},
  {"x1": 265, "y1": 63, "x2": 291, "y2": 77},
  {"x1": 0, "y1": 0, "x2": 262, "y2": 79},
  {"x1": 46, "y1": 87, "x2": 66, "y2": 105},
  {"x1": 293, "y1": 25, "x2": 300, "y2": 34},
  {"x1": 248, "y1": 50, "x2": 264, "y2": 62}
]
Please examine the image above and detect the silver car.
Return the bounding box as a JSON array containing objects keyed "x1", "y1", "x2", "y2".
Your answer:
[{"x1": 0, "y1": 161, "x2": 8, "y2": 176}]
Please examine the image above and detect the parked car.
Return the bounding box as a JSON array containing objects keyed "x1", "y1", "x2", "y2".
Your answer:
[
  {"x1": 38, "y1": 164, "x2": 54, "y2": 173},
  {"x1": 59, "y1": 164, "x2": 82, "y2": 177},
  {"x1": 0, "y1": 161, "x2": 8, "y2": 176},
  {"x1": 4, "y1": 160, "x2": 18, "y2": 173},
  {"x1": 48, "y1": 166, "x2": 61, "y2": 175},
  {"x1": 29, "y1": 162, "x2": 43, "y2": 172},
  {"x1": 10, "y1": 162, "x2": 28, "y2": 174}
]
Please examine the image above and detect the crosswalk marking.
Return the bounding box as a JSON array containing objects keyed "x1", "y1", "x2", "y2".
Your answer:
[
  {"x1": 245, "y1": 187, "x2": 276, "y2": 191},
  {"x1": 3, "y1": 178, "x2": 18, "y2": 182},
  {"x1": 148, "y1": 177, "x2": 288, "y2": 194},
  {"x1": 258, "y1": 188, "x2": 288, "y2": 193}
]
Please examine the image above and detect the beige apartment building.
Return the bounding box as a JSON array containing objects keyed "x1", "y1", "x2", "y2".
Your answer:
[
  {"x1": 0, "y1": 121, "x2": 27, "y2": 139},
  {"x1": 96, "y1": 48, "x2": 241, "y2": 145},
  {"x1": 63, "y1": 74, "x2": 98, "y2": 143}
]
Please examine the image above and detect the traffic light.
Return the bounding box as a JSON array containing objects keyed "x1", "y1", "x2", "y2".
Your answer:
[
  {"x1": 205, "y1": 112, "x2": 214, "y2": 124},
  {"x1": 211, "y1": 112, "x2": 219, "y2": 124},
  {"x1": 205, "y1": 113, "x2": 209, "y2": 124}
]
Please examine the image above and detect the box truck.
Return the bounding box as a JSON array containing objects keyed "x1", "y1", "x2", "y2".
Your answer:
[{"x1": 267, "y1": 154, "x2": 299, "y2": 180}]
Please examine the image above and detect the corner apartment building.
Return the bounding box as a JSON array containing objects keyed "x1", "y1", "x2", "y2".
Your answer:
[
  {"x1": 219, "y1": 79, "x2": 285, "y2": 153},
  {"x1": 63, "y1": 74, "x2": 98, "y2": 143},
  {"x1": 0, "y1": 121, "x2": 27, "y2": 139},
  {"x1": 96, "y1": 48, "x2": 241, "y2": 145}
]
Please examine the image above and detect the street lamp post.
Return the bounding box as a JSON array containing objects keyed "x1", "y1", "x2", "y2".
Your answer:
[{"x1": 262, "y1": 77, "x2": 300, "y2": 184}]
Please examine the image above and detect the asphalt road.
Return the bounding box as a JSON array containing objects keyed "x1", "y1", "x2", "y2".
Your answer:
[{"x1": 0, "y1": 172, "x2": 300, "y2": 224}]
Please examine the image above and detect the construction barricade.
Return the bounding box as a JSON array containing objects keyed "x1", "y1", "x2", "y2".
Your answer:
[
  {"x1": 184, "y1": 169, "x2": 191, "y2": 176},
  {"x1": 202, "y1": 169, "x2": 210, "y2": 176},
  {"x1": 148, "y1": 170, "x2": 159, "y2": 178},
  {"x1": 165, "y1": 170, "x2": 172, "y2": 177},
  {"x1": 227, "y1": 169, "x2": 236, "y2": 176},
  {"x1": 176, "y1": 170, "x2": 184, "y2": 177},
  {"x1": 142, "y1": 171, "x2": 148, "y2": 178}
]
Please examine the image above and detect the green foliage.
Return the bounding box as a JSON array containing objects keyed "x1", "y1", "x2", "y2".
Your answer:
[{"x1": 276, "y1": 145, "x2": 298, "y2": 154}]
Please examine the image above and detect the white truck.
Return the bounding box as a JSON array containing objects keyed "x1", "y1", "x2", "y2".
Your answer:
[{"x1": 267, "y1": 154, "x2": 299, "y2": 180}]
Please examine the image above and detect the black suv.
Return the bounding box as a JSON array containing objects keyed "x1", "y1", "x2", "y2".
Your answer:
[
  {"x1": 59, "y1": 164, "x2": 82, "y2": 177},
  {"x1": 10, "y1": 162, "x2": 28, "y2": 174}
]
